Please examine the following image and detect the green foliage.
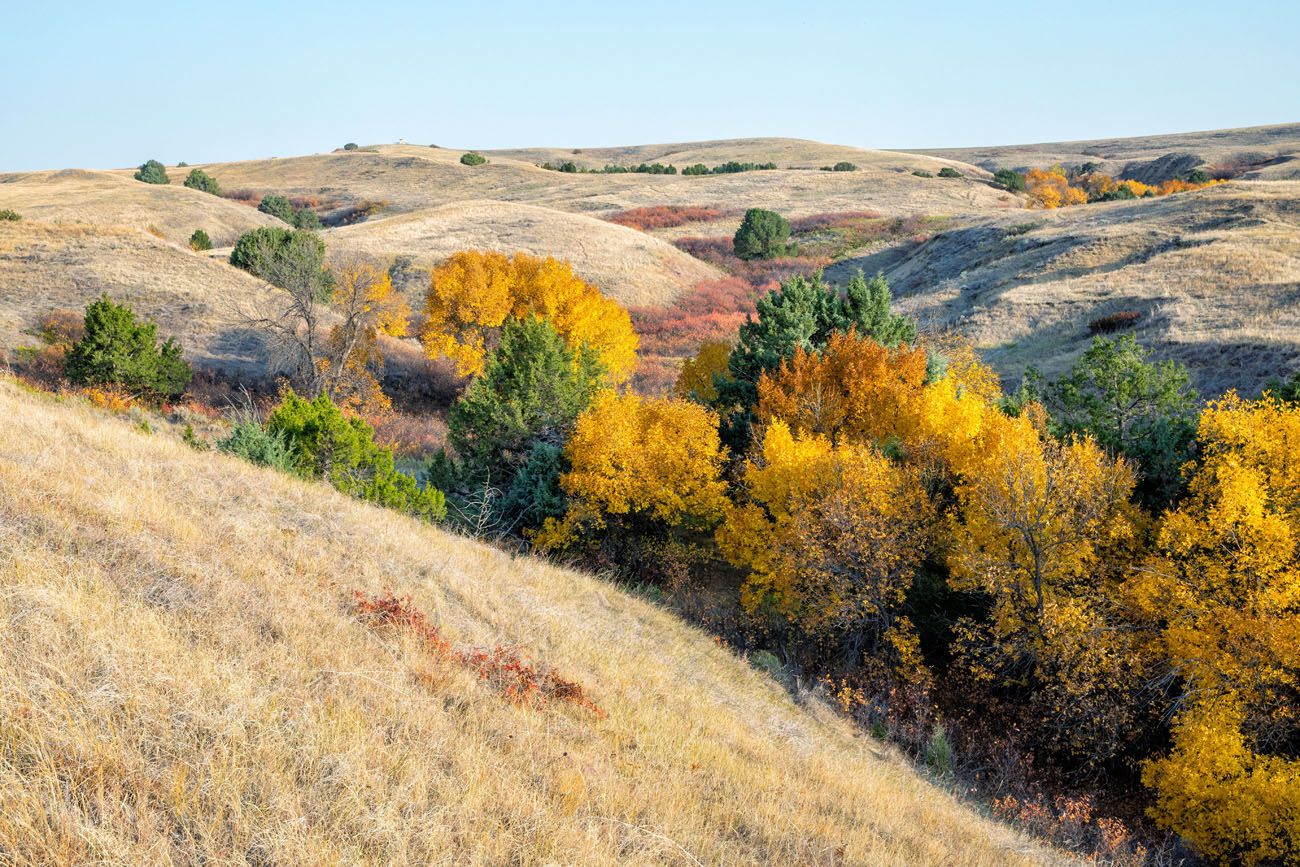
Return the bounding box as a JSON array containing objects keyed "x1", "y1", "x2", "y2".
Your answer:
[
  {"x1": 541, "y1": 160, "x2": 579, "y2": 173},
  {"x1": 0, "y1": 209, "x2": 21, "y2": 221},
  {"x1": 292, "y1": 207, "x2": 322, "y2": 230},
  {"x1": 715, "y1": 270, "x2": 914, "y2": 451},
  {"x1": 1042, "y1": 334, "x2": 1199, "y2": 506},
  {"x1": 682, "y1": 164, "x2": 709, "y2": 176},
  {"x1": 911, "y1": 169, "x2": 934, "y2": 178},
  {"x1": 217, "y1": 419, "x2": 297, "y2": 472},
  {"x1": 460, "y1": 152, "x2": 487, "y2": 166},
  {"x1": 446, "y1": 317, "x2": 605, "y2": 528},
  {"x1": 258, "y1": 194, "x2": 297, "y2": 224},
  {"x1": 266, "y1": 390, "x2": 447, "y2": 521},
  {"x1": 133, "y1": 159, "x2": 170, "y2": 184},
  {"x1": 343, "y1": 142, "x2": 359, "y2": 151},
  {"x1": 1262, "y1": 370, "x2": 1300, "y2": 403},
  {"x1": 229, "y1": 227, "x2": 331, "y2": 296},
  {"x1": 64, "y1": 294, "x2": 192, "y2": 400},
  {"x1": 1186, "y1": 168, "x2": 1213, "y2": 185},
  {"x1": 188, "y1": 228, "x2": 212, "y2": 251},
  {"x1": 182, "y1": 169, "x2": 220, "y2": 195},
  {"x1": 733, "y1": 208, "x2": 791, "y2": 260},
  {"x1": 937, "y1": 167, "x2": 964, "y2": 178},
  {"x1": 499, "y1": 440, "x2": 569, "y2": 529},
  {"x1": 993, "y1": 168, "x2": 1026, "y2": 191},
  {"x1": 924, "y1": 725, "x2": 955, "y2": 776},
  {"x1": 821, "y1": 161, "x2": 858, "y2": 172}
]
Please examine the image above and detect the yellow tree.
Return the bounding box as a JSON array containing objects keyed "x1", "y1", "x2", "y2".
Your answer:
[
  {"x1": 422, "y1": 250, "x2": 638, "y2": 383},
  {"x1": 717, "y1": 420, "x2": 932, "y2": 667},
  {"x1": 674, "y1": 340, "x2": 732, "y2": 404},
  {"x1": 534, "y1": 392, "x2": 729, "y2": 569},
  {"x1": 319, "y1": 257, "x2": 411, "y2": 413},
  {"x1": 1132, "y1": 394, "x2": 1300, "y2": 864}
]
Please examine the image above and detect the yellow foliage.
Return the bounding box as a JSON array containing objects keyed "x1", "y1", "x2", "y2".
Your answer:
[
  {"x1": 674, "y1": 340, "x2": 732, "y2": 403},
  {"x1": 1133, "y1": 394, "x2": 1300, "y2": 863},
  {"x1": 322, "y1": 259, "x2": 411, "y2": 414},
  {"x1": 422, "y1": 251, "x2": 638, "y2": 382},
  {"x1": 718, "y1": 421, "x2": 932, "y2": 654},
  {"x1": 535, "y1": 392, "x2": 728, "y2": 549}
]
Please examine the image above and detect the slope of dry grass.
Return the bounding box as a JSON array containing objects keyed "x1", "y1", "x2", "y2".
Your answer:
[
  {"x1": 0, "y1": 169, "x2": 281, "y2": 247},
  {"x1": 826, "y1": 181, "x2": 1300, "y2": 394},
  {"x1": 0, "y1": 221, "x2": 286, "y2": 374},
  {"x1": 189, "y1": 141, "x2": 1016, "y2": 220},
  {"x1": 325, "y1": 200, "x2": 721, "y2": 307},
  {"x1": 0, "y1": 379, "x2": 1069, "y2": 866},
  {"x1": 915, "y1": 121, "x2": 1300, "y2": 180}
]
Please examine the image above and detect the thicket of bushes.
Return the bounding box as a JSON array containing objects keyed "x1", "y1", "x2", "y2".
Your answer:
[
  {"x1": 183, "y1": 169, "x2": 220, "y2": 195},
  {"x1": 257, "y1": 194, "x2": 322, "y2": 229},
  {"x1": 0, "y1": 209, "x2": 21, "y2": 221},
  {"x1": 134, "y1": 159, "x2": 169, "y2": 184},
  {"x1": 460, "y1": 152, "x2": 487, "y2": 166}
]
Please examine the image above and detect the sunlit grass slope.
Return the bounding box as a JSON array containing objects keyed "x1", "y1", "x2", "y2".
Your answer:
[{"x1": 0, "y1": 379, "x2": 1068, "y2": 865}]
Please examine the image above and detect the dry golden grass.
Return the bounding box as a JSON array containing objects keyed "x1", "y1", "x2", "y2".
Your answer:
[
  {"x1": 326, "y1": 200, "x2": 722, "y2": 307},
  {"x1": 0, "y1": 169, "x2": 280, "y2": 247},
  {"x1": 917, "y1": 121, "x2": 1300, "y2": 180},
  {"x1": 827, "y1": 180, "x2": 1300, "y2": 394},
  {"x1": 0, "y1": 378, "x2": 1069, "y2": 866},
  {"x1": 0, "y1": 221, "x2": 288, "y2": 374},
  {"x1": 192, "y1": 140, "x2": 1015, "y2": 221}
]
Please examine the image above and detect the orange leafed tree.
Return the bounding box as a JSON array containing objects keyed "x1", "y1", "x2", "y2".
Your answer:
[
  {"x1": 422, "y1": 250, "x2": 638, "y2": 383},
  {"x1": 319, "y1": 257, "x2": 411, "y2": 414},
  {"x1": 674, "y1": 340, "x2": 732, "y2": 403}
]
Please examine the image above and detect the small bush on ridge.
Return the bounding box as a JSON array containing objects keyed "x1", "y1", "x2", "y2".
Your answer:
[
  {"x1": 188, "y1": 228, "x2": 212, "y2": 251},
  {"x1": 134, "y1": 159, "x2": 170, "y2": 184},
  {"x1": 460, "y1": 152, "x2": 487, "y2": 166}
]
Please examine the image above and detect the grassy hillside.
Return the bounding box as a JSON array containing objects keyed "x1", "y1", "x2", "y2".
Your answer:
[
  {"x1": 915, "y1": 121, "x2": 1300, "y2": 180},
  {"x1": 0, "y1": 169, "x2": 281, "y2": 247},
  {"x1": 189, "y1": 142, "x2": 1015, "y2": 220},
  {"x1": 0, "y1": 378, "x2": 1067, "y2": 865},
  {"x1": 0, "y1": 221, "x2": 286, "y2": 374},
  {"x1": 326, "y1": 200, "x2": 722, "y2": 307},
  {"x1": 825, "y1": 180, "x2": 1300, "y2": 395}
]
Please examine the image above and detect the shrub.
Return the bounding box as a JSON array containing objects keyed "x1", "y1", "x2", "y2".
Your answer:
[
  {"x1": 1186, "y1": 167, "x2": 1212, "y2": 185},
  {"x1": 924, "y1": 725, "x2": 955, "y2": 776},
  {"x1": 682, "y1": 164, "x2": 710, "y2": 176},
  {"x1": 292, "y1": 207, "x2": 322, "y2": 230},
  {"x1": 912, "y1": 169, "x2": 934, "y2": 178},
  {"x1": 133, "y1": 159, "x2": 170, "y2": 184},
  {"x1": 733, "y1": 208, "x2": 791, "y2": 260},
  {"x1": 343, "y1": 142, "x2": 359, "y2": 151},
  {"x1": 266, "y1": 389, "x2": 447, "y2": 521},
  {"x1": 993, "y1": 168, "x2": 1026, "y2": 191},
  {"x1": 229, "y1": 227, "x2": 331, "y2": 296},
  {"x1": 460, "y1": 152, "x2": 487, "y2": 166},
  {"x1": 606, "y1": 205, "x2": 727, "y2": 231},
  {"x1": 217, "y1": 419, "x2": 297, "y2": 472},
  {"x1": 821, "y1": 161, "x2": 857, "y2": 172},
  {"x1": 258, "y1": 194, "x2": 297, "y2": 224},
  {"x1": 183, "y1": 169, "x2": 220, "y2": 195},
  {"x1": 540, "y1": 160, "x2": 579, "y2": 173},
  {"x1": 1087, "y1": 309, "x2": 1141, "y2": 334},
  {"x1": 0, "y1": 209, "x2": 20, "y2": 221},
  {"x1": 188, "y1": 228, "x2": 212, "y2": 251},
  {"x1": 937, "y1": 167, "x2": 964, "y2": 178},
  {"x1": 64, "y1": 294, "x2": 192, "y2": 400}
]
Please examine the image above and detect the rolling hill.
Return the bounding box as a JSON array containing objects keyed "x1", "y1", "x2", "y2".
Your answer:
[
  {"x1": 915, "y1": 121, "x2": 1300, "y2": 181},
  {"x1": 325, "y1": 199, "x2": 722, "y2": 307},
  {"x1": 0, "y1": 378, "x2": 1068, "y2": 865},
  {"x1": 825, "y1": 180, "x2": 1300, "y2": 395}
]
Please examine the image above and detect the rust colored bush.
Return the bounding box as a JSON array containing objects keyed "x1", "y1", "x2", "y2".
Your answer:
[
  {"x1": 353, "y1": 588, "x2": 606, "y2": 719},
  {"x1": 1088, "y1": 310, "x2": 1142, "y2": 334},
  {"x1": 606, "y1": 205, "x2": 729, "y2": 231}
]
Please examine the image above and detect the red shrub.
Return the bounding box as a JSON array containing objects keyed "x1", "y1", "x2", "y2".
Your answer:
[
  {"x1": 353, "y1": 588, "x2": 606, "y2": 719},
  {"x1": 221, "y1": 189, "x2": 261, "y2": 206},
  {"x1": 1088, "y1": 310, "x2": 1142, "y2": 335},
  {"x1": 606, "y1": 205, "x2": 730, "y2": 231}
]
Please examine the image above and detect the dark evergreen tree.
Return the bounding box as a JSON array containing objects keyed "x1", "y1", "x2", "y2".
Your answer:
[{"x1": 64, "y1": 294, "x2": 191, "y2": 400}]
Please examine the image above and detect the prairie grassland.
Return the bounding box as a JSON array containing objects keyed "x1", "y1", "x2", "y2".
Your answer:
[
  {"x1": 0, "y1": 221, "x2": 285, "y2": 374},
  {"x1": 0, "y1": 379, "x2": 1068, "y2": 866},
  {"x1": 826, "y1": 180, "x2": 1300, "y2": 394},
  {"x1": 916, "y1": 121, "x2": 1300, "y2": 179},
  {"x1": 325, "y1": 200, "x2": 722, "y2": 308},
  {"x1": 0, "y1": 169, "x2": 280, "y2": 247},
  {"x1": 187, "y1": 141, "x2": 1015, "y2": 221}
]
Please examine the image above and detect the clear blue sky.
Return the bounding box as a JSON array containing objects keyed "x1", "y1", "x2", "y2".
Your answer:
[{"x1": 3, "y1": 0, "x2": 1297, "y2": 171}]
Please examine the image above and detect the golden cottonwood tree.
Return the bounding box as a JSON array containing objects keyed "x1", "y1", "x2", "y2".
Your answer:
[
  {"x1": 319, "y1": 257, "x2": 411, "y2": 413},
  {"x1": 534, "y1": 392, "x2": 728, "y2": 551},
  {"x1": 716, "y1": 421, "x2": 932, "y2": 666},
  {"x1": 1133, "y1": 394, "x2": 1300, "y2": 864},
  {"x1": 674, "y1": 340, "x2": 732, "y2": 404},
  {"x1": 422, "y1": 250, "x2": 638, "y2": 382}
]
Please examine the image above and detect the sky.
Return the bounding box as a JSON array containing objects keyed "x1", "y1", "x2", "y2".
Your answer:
[{"x1": 3, "y1": 0, "x2": 1298, "y2": 171}]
